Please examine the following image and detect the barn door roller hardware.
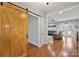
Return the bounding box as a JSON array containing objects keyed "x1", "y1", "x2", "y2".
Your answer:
[
  {"x1": 7, "y1": 2, "x2": 41, "y2": 17},
  {"x1": 0, "y1": 2, "x2": 41, "y2": 17}
]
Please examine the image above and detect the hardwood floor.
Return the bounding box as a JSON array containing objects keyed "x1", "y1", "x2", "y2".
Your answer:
[
  {"x1": 27, "y1": 36, "x2": 79, "y2": 57},
  {"x1": 27, "y1": 43, "x2": 51, "y2": 57}
]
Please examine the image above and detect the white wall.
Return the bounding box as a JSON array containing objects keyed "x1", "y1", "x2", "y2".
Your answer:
[
  {"x1": 56, "y1": 19, "x2": 78, "y2": 35},
  {"x1": 40, "y1": 17, "x2": 46, "y2": 46},
  {"x1": 78, "y1": 19, "x2": 79, "y2": 32}
]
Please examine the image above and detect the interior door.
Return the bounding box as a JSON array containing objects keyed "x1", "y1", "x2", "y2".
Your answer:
[
  {"x1": 0, "y1": 3, "x2": 28, "y2": 56},
  {"x1": 28, "y1": 14, "x2": 38, "y2": 46}
]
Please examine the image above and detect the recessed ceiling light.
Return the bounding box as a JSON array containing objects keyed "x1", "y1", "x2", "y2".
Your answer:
[{"x1": 59, "y1": 11, "x2": 63, "y2": 14}]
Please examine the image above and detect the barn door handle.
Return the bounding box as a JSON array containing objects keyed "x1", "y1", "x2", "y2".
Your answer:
[{"x1": 27, "y1": 34, "x2": 28, "y2": 38}]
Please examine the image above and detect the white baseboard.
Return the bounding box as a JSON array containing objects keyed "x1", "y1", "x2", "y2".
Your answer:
[
  {"x1": 28, "y1": 40, "x2": 41, "y2": 48},
  {"x1": 28, "y1": 40, "x2": 48, "y2": 48}
]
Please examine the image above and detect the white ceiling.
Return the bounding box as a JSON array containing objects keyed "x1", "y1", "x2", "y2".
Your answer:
[
  {"x1": 13, "y1": 2, "x2": 79, "y2": 17},
  {"x1": 47, "y1": 3, "x2": 79, "y2": 21}
]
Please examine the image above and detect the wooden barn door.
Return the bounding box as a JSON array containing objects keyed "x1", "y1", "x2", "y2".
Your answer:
[{"x1": 0, "y1": 3, "x2": 28, "y2": 56}]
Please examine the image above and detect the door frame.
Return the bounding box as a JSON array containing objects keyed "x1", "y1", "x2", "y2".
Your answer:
[{"x1": 28, "y1": 12, "x2": 41, "y2": 47}]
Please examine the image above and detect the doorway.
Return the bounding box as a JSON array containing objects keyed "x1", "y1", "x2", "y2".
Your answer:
[{"x1": 28, "y1": 13, "x2": 39, "y2": 46}]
